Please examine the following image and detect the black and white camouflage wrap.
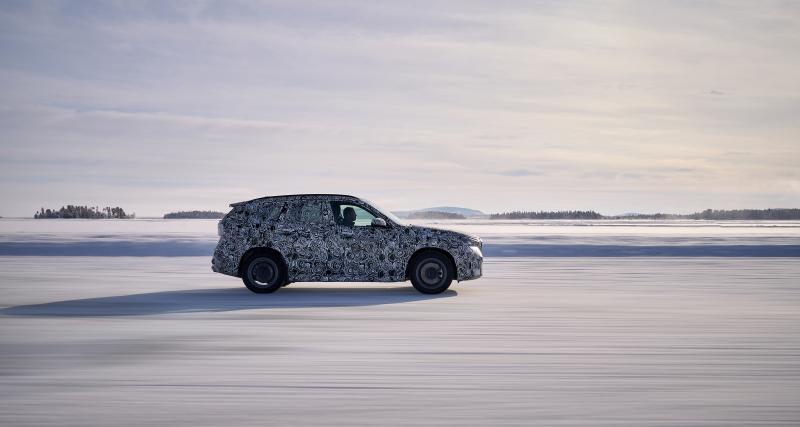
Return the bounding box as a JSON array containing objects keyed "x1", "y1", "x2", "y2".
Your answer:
[{"x1": 212, "y1": 194, "x2": 483, "y2": 283}]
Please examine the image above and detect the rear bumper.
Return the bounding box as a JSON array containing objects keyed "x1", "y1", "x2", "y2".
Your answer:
[{"x1": 211, "y1": 243, "x2": 240, "y2": 277}]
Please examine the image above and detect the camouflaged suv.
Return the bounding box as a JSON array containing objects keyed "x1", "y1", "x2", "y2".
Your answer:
[{"x1": 212, "y1": 194, "x2": 483, "y2": 294}]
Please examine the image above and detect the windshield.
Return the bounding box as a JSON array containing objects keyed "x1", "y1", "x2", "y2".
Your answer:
[{"x1": 364, "y1": 199, "x2": 404, "y2": 224}]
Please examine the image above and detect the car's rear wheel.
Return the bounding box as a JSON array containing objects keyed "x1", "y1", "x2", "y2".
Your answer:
[
  {"x1": 242, "y1": 254, "x2": 285, "y2": 293},
  {"x1": 409, "y1": 251, "x2": 454, "y2": 294}
]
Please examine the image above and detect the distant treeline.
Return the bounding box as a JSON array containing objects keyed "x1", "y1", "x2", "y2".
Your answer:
[
  {"x1": 491, "y1": 210, "x2": 603, "y2": 220},
  {"x1": 407, "y1": 211, "x2": 466, "y2": 220},
  {"x1": 614, "y1": 209, "x2": 800, "y2": 220},
  {"x1": 491, "y1": 208, "x2": 800, "y2": 220},
  {"x1": 164, "y1": 210, "x2": 226, "y2": 219},
  {"x1": 34, "y1": 205, "x2": 134, "y2": 219}
]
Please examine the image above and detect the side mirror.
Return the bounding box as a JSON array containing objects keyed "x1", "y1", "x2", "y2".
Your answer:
[{"x1": 371, "y1": 218, "x2": 387, "y2": 228}]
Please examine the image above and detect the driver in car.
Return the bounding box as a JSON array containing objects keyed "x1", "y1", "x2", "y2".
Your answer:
[{"x1": 342, "y1": 206, "x2": 357, "y2": 227}]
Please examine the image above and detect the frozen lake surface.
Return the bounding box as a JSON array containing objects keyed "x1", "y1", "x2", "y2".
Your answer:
[
  {"x1": 1, "y1": 218, "x2": 799, "y2": 257},
  {"x1": 1, "y1": 219, "x2": 799, "y2": 425}
]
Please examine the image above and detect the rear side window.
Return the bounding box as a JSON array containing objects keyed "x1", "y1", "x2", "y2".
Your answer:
[
  {"x1": 268, "y1": 202, "x2": 288, "y2": 221},
  {"x1": 298, "y1": 201, "x2": 328, "y2": 224}
]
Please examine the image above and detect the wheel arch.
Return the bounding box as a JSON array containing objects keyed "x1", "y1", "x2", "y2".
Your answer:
[
  {"x1": 405, "y1": 247, "x2": 457, "y2": 280},
  {"x1": 238, "y1": 247, "x2": 288, "y2": 278}
]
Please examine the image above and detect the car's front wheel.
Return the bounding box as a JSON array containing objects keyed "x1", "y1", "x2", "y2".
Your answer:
[
  {"x1": 409, "y1": 251, "x2": 454, "y2": 294},
  {"x1": 242, "y1": 254, "x2": 285, "y2": 293}
]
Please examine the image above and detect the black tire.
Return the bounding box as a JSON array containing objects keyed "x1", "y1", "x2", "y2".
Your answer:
[
  {"x1": 241, "y1": 254, "x2": 285, "y2": 294},
  {"x1": 409, "y1": 251, "x2": 454, "y2": 294}
]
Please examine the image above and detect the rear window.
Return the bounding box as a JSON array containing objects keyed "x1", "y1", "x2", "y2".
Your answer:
[{"x1": 231, "y1": 202, "x2": 286, "y2": 222}]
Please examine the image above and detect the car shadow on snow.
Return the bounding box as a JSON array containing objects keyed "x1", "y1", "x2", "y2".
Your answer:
[{"x1": 1, "y1": 286, "x2": 457, "y2": 317}]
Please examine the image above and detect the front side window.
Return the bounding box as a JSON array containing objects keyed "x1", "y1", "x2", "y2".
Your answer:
[{"x1": 330, "y1": 202, "x2": 377, "y2": 227}]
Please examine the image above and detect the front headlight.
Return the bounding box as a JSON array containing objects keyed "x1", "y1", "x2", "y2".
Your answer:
[
  {"x1": 468, "y1": 236, "x2": 482, "y2": 249},
  {"x1": 470, "y1": 245, "x2": 483, "y2": 257}
]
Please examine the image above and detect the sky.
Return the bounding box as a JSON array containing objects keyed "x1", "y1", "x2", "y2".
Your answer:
[{"x1": 1, "y1": 0, "x2": 799, "y2": 217}]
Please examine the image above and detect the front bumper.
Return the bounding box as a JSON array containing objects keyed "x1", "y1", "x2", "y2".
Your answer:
[{"x1": 457, "y1": 245, "x2": 483, "y2": 281}]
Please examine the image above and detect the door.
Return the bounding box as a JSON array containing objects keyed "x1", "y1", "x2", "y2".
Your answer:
[
  {"x1": 284, "y1": 200, "x2": 335, "y2": 281},
  {"x1": 329, "y1": 201, "x2": 399, "y2": 281}
]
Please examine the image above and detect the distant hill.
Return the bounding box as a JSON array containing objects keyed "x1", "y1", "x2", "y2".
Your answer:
[
  {"x1": 407, "y1": 211, "x2": 466, "y2": 220},
  {"x1": 164, "y1": 210, "x2": 226, "y2": 219},
  {"x1": 394, "y1": 206, "x2": 486, "y2": 219}
]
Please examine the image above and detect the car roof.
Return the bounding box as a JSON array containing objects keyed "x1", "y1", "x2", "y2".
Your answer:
[{"x1": 230, "y1": 194, "x2": 361, "y2": 207}]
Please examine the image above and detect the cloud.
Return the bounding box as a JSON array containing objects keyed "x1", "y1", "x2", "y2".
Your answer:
[
  {"x1": 496, "y1": 169, "x2": 540, "y2": 177},
  {"x1": 0, "y1": 1, "x2": 798, "y2": 216}
]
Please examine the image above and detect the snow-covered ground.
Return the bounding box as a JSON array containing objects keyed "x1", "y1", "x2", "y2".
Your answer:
[{"x1": 1, "y1": 219, "x2": 799, "y2": 425}]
